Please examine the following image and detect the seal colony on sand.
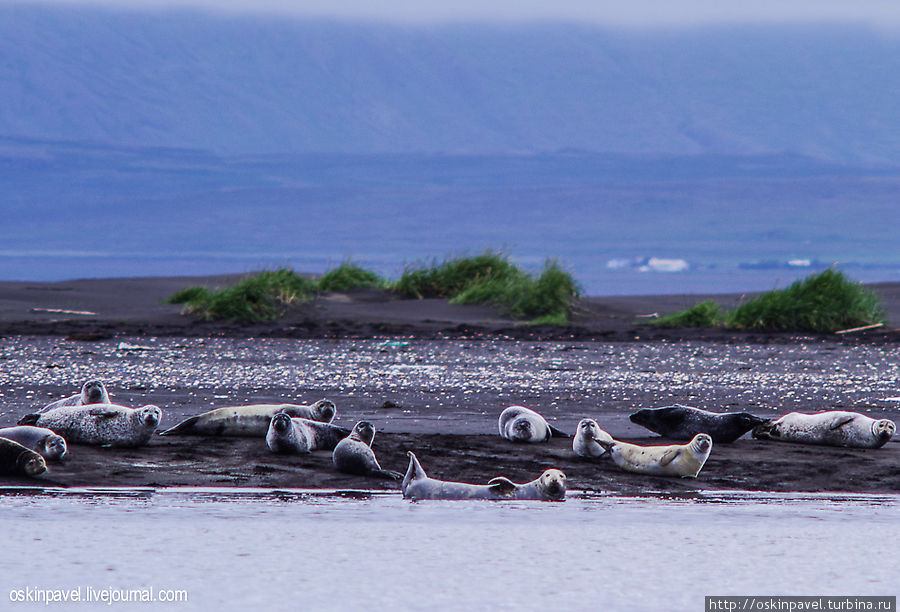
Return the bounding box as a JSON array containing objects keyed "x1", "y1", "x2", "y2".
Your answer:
[
  {"x1": 498, "y1": 405, "x2": 569, "y2": 443},
  {"x1": 159, "y1": 399, "x2": 336, "y2": 437},
  {"x1": 0, "y1": 426, "x2": 67, "y2": 461},
  {"x1": 572, "y1": 418, "x2": 614, "y2": 458},
  {"x1": 597, "y1": 433, "x2": 713, "y2": 478},
  {"x1": 332, "y1": 421, "x2": 402, "y2": 479},
  {"x1": 0, "y1": 437, "x2": 47, "y2": 477},
  {"x1": 42, "y1": 379, "x2": 110, "y2": 413},
  {"x1": 19, "y1": 404, "x2": 162, "y2": 448},
  {"x1": 629, "y1": 404, "x2": 768, "y2": 444},
  {"x1": 401, "y1": 451, "x2": 567, "y2": 501},
  {"x1": 752, "y1": 411, "x2": 896, "y2": 449},
  {"x1": 265, "y1": 413, "x2": 351, "y2": 454}
]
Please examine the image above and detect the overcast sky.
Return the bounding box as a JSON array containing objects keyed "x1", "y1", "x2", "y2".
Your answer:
[{"x1": 7, "y1": 0, "x2": 900, "y2": 27}]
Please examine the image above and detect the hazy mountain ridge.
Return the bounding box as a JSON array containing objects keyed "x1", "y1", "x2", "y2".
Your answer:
[{"x1": 2, "y1": 6, "x2": 900, "y2": 161}]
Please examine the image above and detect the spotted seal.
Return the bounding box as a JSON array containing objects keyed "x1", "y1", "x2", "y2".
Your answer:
[
  {"x1": 332, "y1": 421, "x2": 402, "y2": 479},
  {"x1": 19, "y1": 403, "x2": 161, "y2": 448},
  {"x1": 572, "y1": 418, "x2": 614, "y2": 458},
  {"x1": 159, "y1": 399, "x2": 336, "y2": 437},
  {"x1": 752, "y1": 411, "x2": 895, "y2": 448},
  {"x1": 498, "y1": 405, "x2": 569, "y2": 443},
  {"x1": 630, "y1": 404, "x2": 767, "y2": 444},
  {"x1": 0, "y1": 426, "x2": 68, "y2": 461},
  {"x1": 266, "y1": 413, "x2": 351, "y2": 454},
  {"x1": 597, "y1": 433, "x2": 713, "y2": 478},
  {"x1": 401, "y1": 452, "x2": 566, "y2": 501},
  {"x1": 0, "y1": 437, "x2": 48, "y2": 477},
  {"x1": 42, "y1": 379, "x2": 110, "y2": 412}
]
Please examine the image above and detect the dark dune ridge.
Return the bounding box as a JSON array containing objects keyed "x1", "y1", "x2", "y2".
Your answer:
[{"x1": 0, "y1": 275, "x2": 898, "y2": 494}]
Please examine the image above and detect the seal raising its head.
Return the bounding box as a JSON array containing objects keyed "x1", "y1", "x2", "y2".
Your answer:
[
  {"x1": 160, "y1": 399, "x2": 336, "y2": 437},
  {"x1": 498, "y1": 405, "x2": 569, "y2": 443},
  {"x1": 598, "y1": 433, "x2": 713, "y2": 478},
  {"x1": 752, "y1": 411, "x2": 895, "y2": 449},
  {"x1": 0, "y1": 437, "x2": 47, "y2": 477},
  {"x1": 572, "y1": 418, "x2": 614, "y2": 458},
  {"x1": 629, "y1": 405, "x2": 767, "y2": 444},
  {"x1": 20, "y1": 403, "x2": 161, "y2": 448},
  {"x1": 332, "y1": 421, "x2": 402, "y2": 480},
  {"x1": 0, "y1": 426, "x2": 68, "y2": 461},
  {"x1": 42, "y1": 379, "x2": 110, "y2": 413}
]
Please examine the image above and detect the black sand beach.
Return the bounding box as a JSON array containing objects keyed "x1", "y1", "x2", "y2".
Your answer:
[{"x1": 0, "y1": 276, "x2": 898, "y2": 494}]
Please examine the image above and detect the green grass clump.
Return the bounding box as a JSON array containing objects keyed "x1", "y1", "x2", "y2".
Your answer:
[
  {"x1": 653, "y1": 301, "x2": 725, "y2": 328},
  {"x1": 651, "y1": 270, "x2": 885, "y2": 334},
  {"x1": 394, "y1": 252, "x2": 522, "y2": 299},
  {"x1": 166, "y1": 286, "x2": 210, "y2": 305},
  {"x1": 317, "y1": 263, "x2": 386, "y2": 292},
  {"x1": 726, "y1": 269, "x2": 884, "y2": 333}
]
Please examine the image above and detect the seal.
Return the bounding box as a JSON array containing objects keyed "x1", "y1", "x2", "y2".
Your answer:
[
  {"x1": 266, "y1": 413, "x2": 351, "y2": 454},
  {"x1": 629, "y1": 404, "x2": 767, "y2": 444},
  {"x1": 752, "y1": 411, "x2": 895, "y2": 449},
  {"x1": 159, "y1": 399, "x2": 336, "y2": 437},
  {"x1": 401, "y1": 452, "x2": 566, "y2": 501},
  {"x1": 19, "y1": 403, "x2": 162, "y2": 448},
  {"x1": 498, "y1": 405, "x2": 569, "y2": 443},
  {"x1": 42, "y1": 379, "x2": 110, "y2": 412},
  {"x1": 0, "y1": 437, "x2": 48, "y2": 477},
  {"x1": 0, "y1": 426, "x2": 68, "y2": 461},
  {"x1": 596, "y1": 433, "x2": 713, "y2": 478},
  {"x1": 332, "y1": 421, "x2": 402, "y2": 479},
  {"x1": 572, "y1": 418, "x2": 614, "y2": 458}
]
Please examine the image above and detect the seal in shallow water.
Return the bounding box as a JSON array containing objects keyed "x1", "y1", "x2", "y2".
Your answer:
[
  {"x1": 0, "y1": 426, "x2": 68, "y2": 461},
  {"x1": 498, "y1": 405, "x2": 569, "y2": 443},
  {"x1": 159, "y1": 399, "x2": 336, "y2": 437},
  {"x1": 0, "y1": 437, "x2": 48, "y2": 477},
  {"x1": 629, "y1": 404, "x2": 767, "y2": 444},
  {"x1": 19, "y1": 403, "x2": 161, "y2": 448},
  {"x1": 265, "y1": 413, "x2": 350, "y2": 454},
  {"x1": 752, "y1": 411, "x2": 895, "y2": 448},
  {"x1": 42, "y1": 379, "x2": 110, "y2": 412},
  {"x1": 401, "y1": 452, "x2": 566, "y2": 501},
  {"x1": 597, "y1": 433, "x2": 712, "y2": 478},
  {"x1": 332, "y1": 421, "x2": 402, "y2": 479},
  {"x1": 572, "y1": 418, "x2": 614, "y2": 458}
]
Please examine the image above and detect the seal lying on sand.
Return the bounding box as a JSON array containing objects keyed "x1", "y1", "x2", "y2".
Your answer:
[
  {"x1": 572, "y1": 418, "x2": 614, "y2": 458},
  {"x1": 596, "y1": 433, "x2": 713, "y2": 478},
  {"x1": 160, "y1": 399, "x2": 336, "y2": 436},
  {"x1": 0, "y1": 426, "x2": 68, "y2": 461},
  {"x1": 19, "y1": 404, "x2": 162, "y2": 448},
  {"x1": 629, "y1": 404, "x2": 767, "y2": 443},
  {"x1": 42, "y1": 379, "x2": 110, "y2": 412},
  {"x1": 266, "y1": 413, "x2": 351, "y2": 454},
  {"x1": 0, "y1": 437, "x2": 48, "y2": 477},
  {"x1": 498, "y1": 405, "x2": 569, "y2": 443},
  {"x1": 752, "y1": 411, "x2": 895, "y2": 449},
  {"x1": 401, "y1": 452, "x2": 566, "y2": 501},
  {"x1": 332, "y1": 421, "x2": 402, "y2": 479}
]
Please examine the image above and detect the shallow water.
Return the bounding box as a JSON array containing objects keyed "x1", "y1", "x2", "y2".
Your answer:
[{"x1": 0, "y1": 488, "x2": 895, "y2": 611}]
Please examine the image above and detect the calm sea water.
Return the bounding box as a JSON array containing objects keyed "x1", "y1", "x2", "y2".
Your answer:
[{"x1": 0, "y1": 488, "x2": 895, "y2": 612}]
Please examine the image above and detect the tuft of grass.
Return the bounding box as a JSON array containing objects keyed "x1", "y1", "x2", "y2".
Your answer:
[
  {"x1": 317, "y1": 263, "x2": 386, "y2": 293},
  {"x1": 394, "y1": 251, "x2": 522, "y2": 299},
  {"x1": 652, "y1": 300, "x2": 725, "y2": 328},
  {"x1": 166, "y1": 286, "x2": 210, "y2": 305},
  {"x1": 650, "y1": 270, "x2": 885, "y2": 334},
  {"x1": 725, "y1": 269, "x2": 884, "y2": 333}
]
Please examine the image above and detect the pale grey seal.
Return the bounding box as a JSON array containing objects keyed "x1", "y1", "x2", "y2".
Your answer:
[
  {"x1": 498, "y1": 405, "x2": 569, "y2": 443},
  {"x1": 265, "y1": 413, "x2": 351, "y2": 454},
  {"x1": 42, "y1": 379, "x2": 110, "y2": 412},
  {"x1": 630, "y1": 404, "x2": 767, "y2": 443},
  {"x1": 401, "y1": 452, "x2": 566, "y2": 501},
  {"x1": 19, "y1": 403, "x2": 161, "y2": 448},
  {"x1": 159, "y1": 399, "x2": 336, "y2": 436},
  {"x1": 0, "y1": 437, "x2": 47, "y2": 477},
  {"x1": 752, "y1": 411, "x2": 895, "y2": 448},
  {"x1": 597, "y1": 433, "x2": 713, "y2": 478},
  {"x1": 572, "y1": 418, "x2": 614, "y2": 458},
  {"x1": 332, "y1": 421, "x2": 402, "y2": 480},
  {"x1": 0, "y1": 426, "x2": 68, "y2": 461}
]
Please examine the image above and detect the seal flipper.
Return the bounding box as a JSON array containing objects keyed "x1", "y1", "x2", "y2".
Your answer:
[
  {"x1": 657, "y1": 448, "x2": 682, "y2": 466},
  {"x1": 373, "y1": 468, "x2": 403, "y2": 480},
  {"x1": 829, "y1": 416, "x2": 856, "y2": 431},
  {"x1": 158, "y1": 416, "x2": 200, "y2": 436},
  {"x1": 17, "y1": 414, "x2": 39, "y2": 426},
  {"x1": 548, "y1": 424, "x2": 571, "y2": 439},
  {"x1": 88, "y1": 408, "x2": 120, "y2": 419},
  {"x1": 487, "y1": 477, "x2": 518, "y2": 497}
]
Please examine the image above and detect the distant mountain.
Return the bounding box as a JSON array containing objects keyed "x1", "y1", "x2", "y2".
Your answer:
[{"x1": 2, "y1": 6, "x2": 900, "y2": 161}]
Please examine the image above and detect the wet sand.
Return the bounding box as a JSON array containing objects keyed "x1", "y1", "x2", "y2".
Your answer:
[{"x1": 0, "y1": 276, "x2": 898, "y2": 494}]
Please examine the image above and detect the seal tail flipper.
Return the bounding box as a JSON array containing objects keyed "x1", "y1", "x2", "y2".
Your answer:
[
  {"x1": 487, "y1": 476, "x2": 518, "y2": 497},
  {"x1": 158, "y1": 415, "x2": 200, "y2": 436},
  {"x1": 548, "y1": 424, "x2": 571, "y2": 439},
  {"x1": 402, "y1": 452, "x2": 427, "y2": 494},
  {"x1": 751, "y1": 420, "x2": 776, "y2": 439},
  {"x1": 17, "y1": 413, "x2": 39, "y2": 426}
]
